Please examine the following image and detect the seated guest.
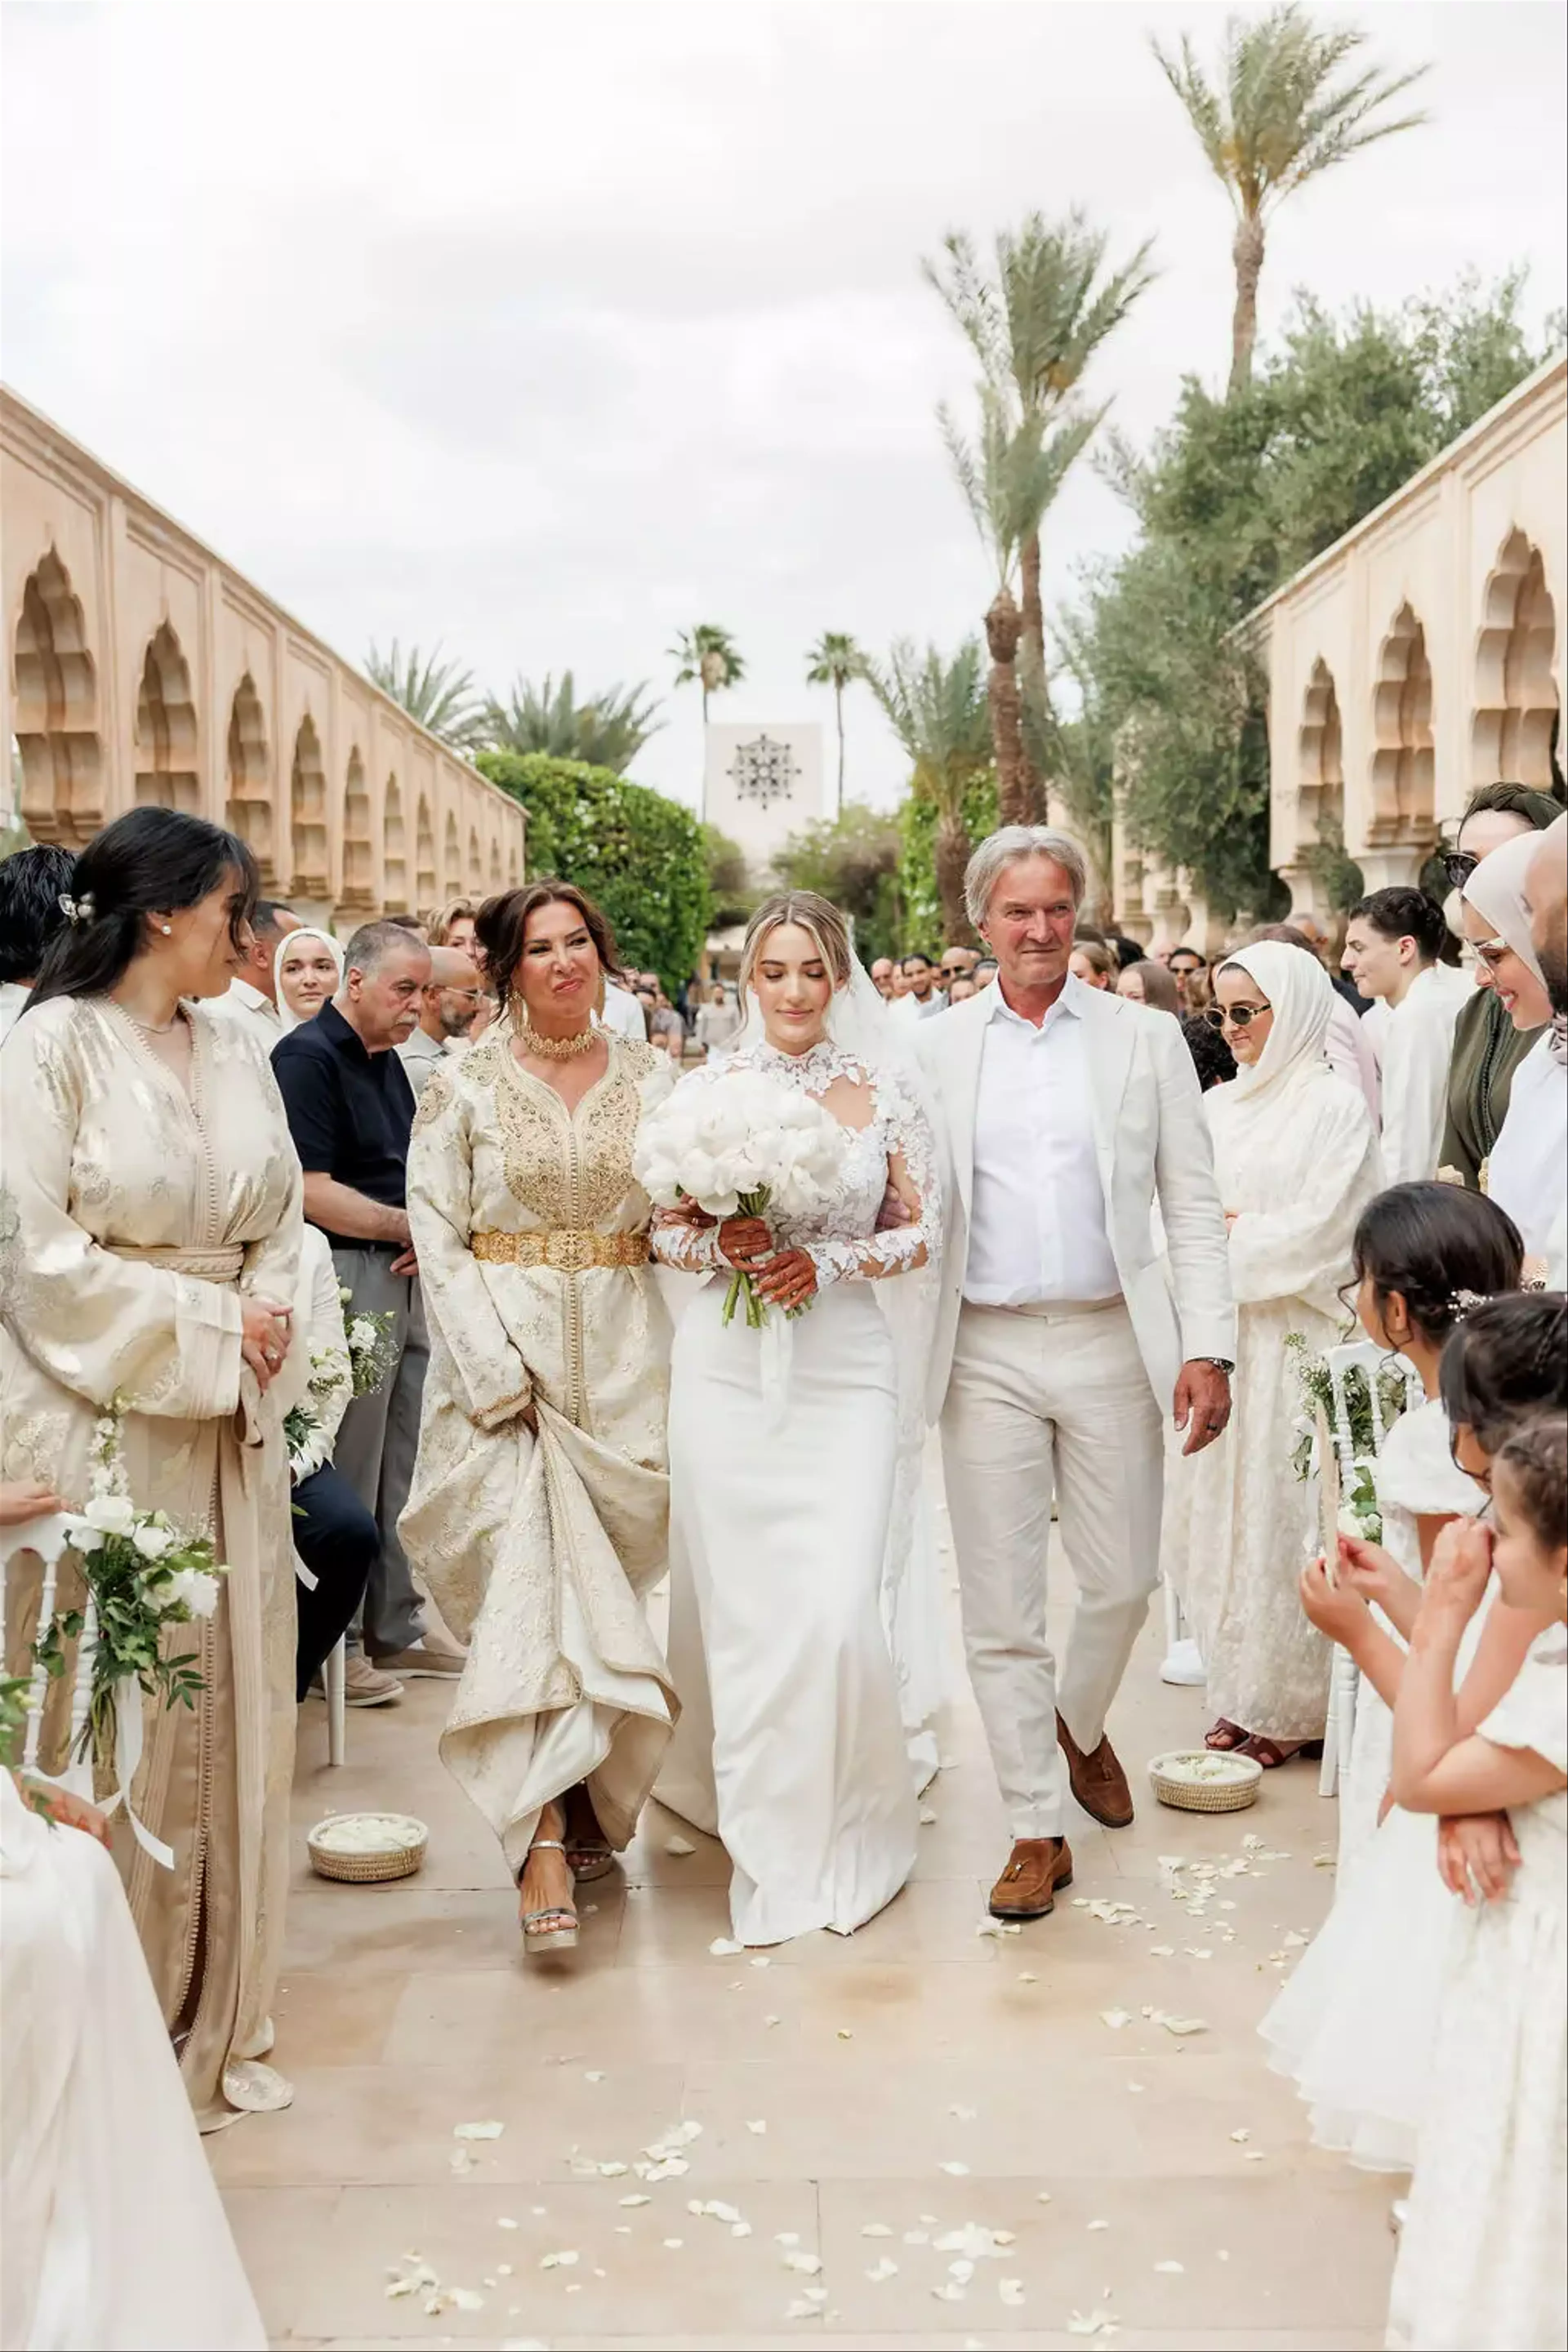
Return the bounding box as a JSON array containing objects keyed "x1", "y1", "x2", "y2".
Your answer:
[
  {"x1": 1069, "y1": 938, "x2": 1116, "y2": 990},
  {"x1": 1342, "y1": 887, "x2": 1469, "y2": 1183},
  {"x1": 397, "y1": 946, "x2": 484, "y2": 1100},
  {"x1": 0, "y1": 842, "x2": 74, "y2": 1040},
  {"x1": 272, "y1": 919, "x2": 464, "y2": 1704},
  {"x1": 1439, "y1": 784, "x2": 1562, "y2": 1189},
  {"x1": 1117, "y1": 958, "x2": 1180, "y2": 1014},
  {"x1": 275, "y1": 1225, "x2": 380, "y2": 1702},
  {"x1": 208, "y1": 898, "x2": 299, "y2": 1050},
  {"x1": 1461, "y1": 833, "x2": 1565, "y2": 1279},
  {"x1": 275, "y1": 924, "x2": 343, "y2": 1031}
]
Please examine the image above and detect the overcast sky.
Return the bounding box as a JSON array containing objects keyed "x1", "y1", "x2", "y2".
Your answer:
[{"x1": 4, "y1": 1, "x2": 1564, "y2": 816}]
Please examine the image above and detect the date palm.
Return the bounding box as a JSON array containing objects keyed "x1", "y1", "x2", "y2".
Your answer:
[
  {"x1": 804, "y1": 631, "x2": 864, "y2": 806},
  {"x1": 1151, "y1": 4, "x2": 1429, "y2": 396},
  {"x1": 365, "y1": 639, "x2": 486, "y2": 752},
  {"x1": 669, "y1": 624, "x2": 746, "y2": 724},
  {"x1": 861, "y1": 638, "x2": 993, "y2": 944},
  {"x1": 483, "y1": 672, "x2": 663, "y2": 774},
  {"x1": 924, "y1": 210, "x2": 1155, "y2": 813}
]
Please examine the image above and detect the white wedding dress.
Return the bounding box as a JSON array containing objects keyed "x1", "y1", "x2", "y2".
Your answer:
[{"x1": 651, "y1": 1039, "x2": 939, "y2": 1944}]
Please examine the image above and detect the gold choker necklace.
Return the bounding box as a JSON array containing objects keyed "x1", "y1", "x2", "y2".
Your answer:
[{"x1": 514, "y1": 1017, "x2": 598, "y2": 1061}]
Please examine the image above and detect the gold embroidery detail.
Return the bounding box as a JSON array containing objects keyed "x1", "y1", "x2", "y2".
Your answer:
[{"x1": 470, "y1": 1229, "x2": 651, "y2": 1270}]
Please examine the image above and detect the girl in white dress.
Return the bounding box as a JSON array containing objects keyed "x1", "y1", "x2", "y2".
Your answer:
[
  {"x1": 651, "y1": 893, "x2": 938, "y2": 1945},
  {"x1": 1384, "y1": 1413, "x2": 1567, "y2": 2352}
]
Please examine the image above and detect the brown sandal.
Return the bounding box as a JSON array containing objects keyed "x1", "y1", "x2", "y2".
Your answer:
[
  {"x1": 1205, "y1": 1719, "x2": 1248, "y2": 1751},
  {"x1": 1238, "y1": 1735, "x2": 1325, "y2": 1770}
]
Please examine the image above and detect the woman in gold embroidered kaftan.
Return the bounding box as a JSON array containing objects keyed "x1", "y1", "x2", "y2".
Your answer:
[
  {"x1": 400, "y1": 882, "x2": 679, "y2": 1952},
  {"x1": 0, "y1": 810, "x2": 302, "y2": 2130}
]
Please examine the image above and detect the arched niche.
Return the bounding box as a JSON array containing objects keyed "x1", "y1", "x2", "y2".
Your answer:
[
  {"x1": 1472, "y1": 530, "x2": 1560, "y2": 791},
  {"x1": 488, "y1": 833, "x2": 502, "y2": 889},
  {"x1": 383, "y1": 774, "x2": 408, "y2": 913},
  {"x1": 225, "y1": 672, "x2": 274, "y2": 878},
  {"x1": 13, "y1": 548, "x2": 102, "y2": 845},
  {"x1": 1369, "y1": 603, "x2": 1435, "y2": 847},
  {"x1": 134, "y1": 623, "x2": 200, "y2": 814},
  {"x1": 290, "y1": 713, "x2": 330, "y2": 899},
  {"x1": 416, "y1": 796, "x2": 437, "y2": 907},
  {"x1": 443, "y1": 811, "x2": 462, "y2": 896},
  {"x1": 467, "y1": 824, "x2": 483, "y2": 891},
  {"x1": 507, "y1": 835, "x2": 522, "y2": 888},
  {"x1": 342, "y1": 746, "x2": 373, "y2": 909},
  {"x1": 1296, "y1": 655, "x2": 1344, "y2": 844}
]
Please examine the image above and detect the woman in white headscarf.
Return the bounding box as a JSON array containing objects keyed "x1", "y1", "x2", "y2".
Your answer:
[
  {"x1": 1460, "y1": 830, "x2": 1566, "y2": 1282},
  {"x1": 272, "y1": 926, "x2": 343, "y2": 1033},
  {"x1": 1162, "y1": 941, "x2": 1382, "y2": 1766}
]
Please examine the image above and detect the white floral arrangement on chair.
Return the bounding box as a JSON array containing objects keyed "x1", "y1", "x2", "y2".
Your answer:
[
  {"x1": 1284, "y1": 1333, "x2": 1412, "y2": 1545},
  {"x1": 32, "y1": 1405, "x2": 227, "y2": 1858},
  {"x1": 339, "y1": 1286, "x2": 400, "y2": 1395},
  {"x1": 283, "y1": 1342, "x2": 355, "y2": 1481},
  {"x1": 633, "y1": 1071, "x2": 847, "y2": 1330}
]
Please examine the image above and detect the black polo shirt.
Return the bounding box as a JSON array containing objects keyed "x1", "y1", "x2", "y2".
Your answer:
[{"x1": 272, "y1": 1002, "x2": 415, "y2": 1247}]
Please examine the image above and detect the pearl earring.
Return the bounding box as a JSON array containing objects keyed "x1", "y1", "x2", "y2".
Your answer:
[{"x1": 160, "y1": 923, "x2": 172, "y2": 935}]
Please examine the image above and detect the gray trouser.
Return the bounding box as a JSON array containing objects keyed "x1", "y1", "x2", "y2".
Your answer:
[{"x1": 330, "y1": 1245, "x2": 429, "y2": 1657}]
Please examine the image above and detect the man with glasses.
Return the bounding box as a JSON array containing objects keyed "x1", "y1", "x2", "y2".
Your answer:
[
  {"x1": 1167, "y1": 946, "x2": 1206, "y2": 1011},
  {"x1": 397, "y1": 946, "x2": 485, "y2": 1100},
  {"x1": 939, "y1": 945, "x2": 979, "y2": 990}
]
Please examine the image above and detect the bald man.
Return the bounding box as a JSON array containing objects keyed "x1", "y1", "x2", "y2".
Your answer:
[{"x1": 396, "y1": 946, "x2": 484, "y2": 1100}]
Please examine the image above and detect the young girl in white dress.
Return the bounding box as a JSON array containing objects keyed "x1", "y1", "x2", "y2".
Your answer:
[
  {"x1": 651, "y1": 893, "x2": 938, "y2": 1946},
  {"x1": 1385, "y1": 1410, "x2": 1567, "y2": 2352},
  {"x1": 1266, "y1": 1279, "x2": 1564, "y2": 2176}
]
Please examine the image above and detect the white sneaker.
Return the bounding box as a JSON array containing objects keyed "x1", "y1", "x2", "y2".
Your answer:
[
  {"x1": 1160, "y1": 1637, "x2": 1207, "y2": 1688},
  {"x1": 343, "y1": 1655, "x2": 403, "y2": 1706}
]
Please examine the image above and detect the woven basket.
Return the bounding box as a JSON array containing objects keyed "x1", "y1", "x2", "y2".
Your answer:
[
  {"x1": 1148, "y1": 1750, "x2": 1262, "y2": 1814},
  {"x1": 307, "y1": 1813, "x2": 428, "y2": 1884}
]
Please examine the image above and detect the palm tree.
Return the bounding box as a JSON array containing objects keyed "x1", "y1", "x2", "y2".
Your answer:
[
  {"x1": 804, "y1": 631, "x2": 864, "y2": 806},
  {"x1": 924, "y1": 210, "x2": 1156, "y2": 808},
  {"x1": 482, "y1": 672, "x2": 663, "y2": 774},
  {"x1": 939, "y1": 384, "x2": 1100, "y2": 826},
  {"x1": 668, "y1": 625, "x2": 745, "y2": 724},
  {"x1": 861, "y1": 638, "x2": 993, "y2": 944},
  {"x1": 365, "y1": 640, "x2": 486, "y2": 751},
  {"x1": 1151, "y1": 4, "x2": 1429, "y2": 396}
]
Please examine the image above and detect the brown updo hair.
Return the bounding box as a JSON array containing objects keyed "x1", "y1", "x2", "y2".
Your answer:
[
  {"x1": 739, "y1": 891, "x2": 853, "y2": 998},
  {"x1": 474, "y1": 880, "x2": 621, "y2": 1020}
]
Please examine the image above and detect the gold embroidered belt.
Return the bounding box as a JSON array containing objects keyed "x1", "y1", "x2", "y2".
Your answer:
[
  {"x1": 470, "y1": 1228, "x2": 650, "y2": 1272},
  {"x1": 105, "y1": 1241, "x2": 246, "y2": 1283}
]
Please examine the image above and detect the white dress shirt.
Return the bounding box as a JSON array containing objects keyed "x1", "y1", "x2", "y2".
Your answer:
[
  {"x1": 964, "y1": 975, "x2": 1121, "y2": 1306},
  {"x1": 1377, "y1": 962, "x2": 1472, "y2": 1185},
  {"x1": 890, "y1": 987, "x2": 947, "y2": 1025},
  {"x1": 598, "y1": 983, "x2": 649, "y2": 1042},
  {"x1": 396, "y1": 1024, "x2": 451, "y2": 1101},
  {"x1": 208, "y1": 977, "x2": 284, "y2": 1057}
]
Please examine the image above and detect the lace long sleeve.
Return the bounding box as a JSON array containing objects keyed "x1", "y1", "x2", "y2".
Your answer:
[
  {"x1": 649, "y1": 1209, "x2": 727, "y2": 1274},
  {"x1": 805, "y1": 1070, "x2": 941, "y2": 1289}
]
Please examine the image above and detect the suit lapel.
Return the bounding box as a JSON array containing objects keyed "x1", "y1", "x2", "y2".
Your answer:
[
  {"x1": 944, "y1": 995, "x2": 989, "y2": 1219},
  {"x1": 1082, "y1": 991, "x2": 1137, "y2": 1191}
]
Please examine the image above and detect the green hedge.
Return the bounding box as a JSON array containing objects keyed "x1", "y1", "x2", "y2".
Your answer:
[{"x1": 476, "y1": 751, "x2": 711, "y2": 993}]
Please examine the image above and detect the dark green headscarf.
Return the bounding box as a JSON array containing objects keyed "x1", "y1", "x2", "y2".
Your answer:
[{"x1": 1457, "y1": 784, "x2": 1564, "y2": 838}]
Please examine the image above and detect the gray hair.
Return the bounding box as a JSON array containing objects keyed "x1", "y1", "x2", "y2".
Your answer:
[
  {"x1": 342, "y1": 917, "x2": 431, "y2": 978},
  {"x1": 965, "y1": 827, "x2": 1088, "y2": 932}
]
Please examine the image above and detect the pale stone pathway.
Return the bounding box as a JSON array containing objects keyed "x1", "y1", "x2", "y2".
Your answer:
[{"x1": 214, "y1": 1484, "x2": 1396, "y2": 2350}]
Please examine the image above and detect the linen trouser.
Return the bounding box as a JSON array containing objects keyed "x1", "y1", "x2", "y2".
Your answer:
[
  {"x1": 292, "y1": 1464, "x2": 378, "y2": 1701},
  {"x1": 940, "y1": 1296, "x2": 1165, "y2": 1840},
  {"x1": 329, "y1": 1245, "x2": 429, "y2": 1657}
]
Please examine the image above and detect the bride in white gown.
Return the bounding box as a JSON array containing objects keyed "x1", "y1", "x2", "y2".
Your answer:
[{"x1": 650, "y1": 893, "x2": 940, "y2": 1944}]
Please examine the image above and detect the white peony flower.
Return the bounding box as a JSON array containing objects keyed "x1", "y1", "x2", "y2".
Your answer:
[
  {"x1": 131, "y1": 1518, "x2": 176, "y2": 1561},
  {"x1": 78, "y1": 1492, "x2": 137, "y2": 1540},
  {"x1": 348, "y1": 1317, "x2": 379, "y2": 1352},
  {"x1": 165, "y1": 1566, "x2": 221, "y2": 1617}
]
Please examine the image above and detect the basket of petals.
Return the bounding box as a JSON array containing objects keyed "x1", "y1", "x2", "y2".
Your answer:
[
  {"x1": 308, "y1": 1811, "x2": 428, "y2": 1882},
  {"x1": 1148, "y1": 1749, "x2": 1263, "y2": 1813}
]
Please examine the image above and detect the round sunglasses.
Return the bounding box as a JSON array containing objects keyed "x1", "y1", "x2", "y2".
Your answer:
[
  {"x1": 1204, "y1": 1000, "x2": 1272, "y2": 1031},
  {"x1": 1441, "y1": 849, "x2": 1479, "y2": 892}
]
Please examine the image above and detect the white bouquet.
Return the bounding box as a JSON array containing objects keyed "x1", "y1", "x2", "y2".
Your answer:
[{"x1": 634, "y1": 1070, "x2": 847, "y2": 1330}]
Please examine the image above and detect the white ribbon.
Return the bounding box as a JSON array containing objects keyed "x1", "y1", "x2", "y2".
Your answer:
[
  {"x1": 759, "y1": 1313, "x2": 795, "y2": 1435},
  {"x1": 105, "y1": 1677, "x2": 175, "y2": 1869}
]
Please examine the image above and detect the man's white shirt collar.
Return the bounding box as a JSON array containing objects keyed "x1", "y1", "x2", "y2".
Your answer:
[
  {"x1": 984, "y1": 970, "x2": 1090, "y2": 1036},
  {"x1": 231, "y1": 978, "x2": 279, "y2": 1022}
]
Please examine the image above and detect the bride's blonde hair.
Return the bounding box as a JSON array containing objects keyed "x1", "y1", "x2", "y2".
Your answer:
[{"x1": 739, "y1": 891, "x2": 853, "y2": 996}]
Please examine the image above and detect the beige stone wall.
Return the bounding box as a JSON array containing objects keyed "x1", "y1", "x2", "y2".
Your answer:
[
  {"x1": 2, "y1": 388, "x2": 524, "y2": 926},
  {"x1": 1256, "y1": 354, "x2": 1564, "y2": 920}
]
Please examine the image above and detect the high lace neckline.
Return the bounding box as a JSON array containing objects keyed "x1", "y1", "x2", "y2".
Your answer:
[{"x1": 743, "y1": 1038, "x2": 863, "y2": 1087}]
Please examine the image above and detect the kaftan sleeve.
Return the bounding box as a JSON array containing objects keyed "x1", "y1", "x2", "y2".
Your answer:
[
  {"x1": 1225, "y1": 1082, "x2": 1383, "y2": 1312},
  {"x1": 0, "y1": 1004, "x2": 245, "y2": 1419},
  {"x1": 405, "y1": 1067, "x2": 534, "y2": 1428},
  {"x1": 804, "y1": 1068, "x2": 941, "y2": 1289}
]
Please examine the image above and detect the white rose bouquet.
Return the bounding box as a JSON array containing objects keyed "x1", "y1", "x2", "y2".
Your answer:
[
  {"x1": 283, "y1": 1340, "x2": 355, "y2": 1481},
  {"x1": 338, "y1": 1286, "x2": 400, "y2": 1396},
  {"x1": 633, "y1": 1071, "x2": 847, "y2": 1330},
  {"x1": 33, "y1": 1405, "x2": 228, "y2": 1855}
]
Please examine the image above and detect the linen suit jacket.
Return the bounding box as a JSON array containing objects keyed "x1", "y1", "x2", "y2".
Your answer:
[{"x1": 913, "y1": 984, "x2": 1236, "y2": 1423}]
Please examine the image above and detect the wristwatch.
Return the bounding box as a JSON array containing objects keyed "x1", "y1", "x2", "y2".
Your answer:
[{"x1": 1197, "y1": 1356, "x2": 1235, "y2": 1375}]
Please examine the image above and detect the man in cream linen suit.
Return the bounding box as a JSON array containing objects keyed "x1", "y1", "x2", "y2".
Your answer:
[{"x1": 915, "y1": 828, "x2": 1235, "y2": 1924}]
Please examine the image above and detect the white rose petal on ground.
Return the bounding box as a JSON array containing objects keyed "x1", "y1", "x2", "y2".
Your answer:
[
  {"x1": 1154, "y1": 2258, "x2": 1186, "y2": 2273},
  {"x1": 618, "y1": 2194, "x2": 650, "y2": 2207},
  {"x1": 1099, "y1": 2009, "x2": 1133, "y2": 2030},
  {"x1": 1162, "y1": 2016, "x2": 1209, "y2": 2036},
  {"x1": 1000, "y1": 2278, "x2": 1027, "y2": 2306},
  {"x1": 708, "y1": 1937, "x2": 743, "y2": 1957},
  {"x1": 938, "y1": 2159, "x2": 971, "y2": 2176},
  {"x1": 538, "y1": 2250, "x2": 579, "y2": 2270},
  {"x1": 861, "y1": 2223, "x2": 894, "y2": 2238},
  {"x1": 782, "y1": 2251, "x2": 822, "y2": 2275},
  {"x1": 746, "y1": 2119, "x2": 767, "y2": 2134},
  {"x1": 664, "y1": 1836, "x2": 696, "y2": 1856},
  {"x1": 454, "y1": 2120, "x2": 505, "y2": 2140},
  {"x1": 866, "y1": 2258, "x2": 899, "y2": 2283}
]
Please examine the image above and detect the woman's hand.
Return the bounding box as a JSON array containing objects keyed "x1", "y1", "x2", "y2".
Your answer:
[
  {"x1": 1338, "y1": 1535, "x2": 1416, "y2": 1615},
  {"x1": 718, "y1": 1215, "x2": 773, "y2": 1269},
  {"x1": 241, "y1": 1296, "x2": 293, "y2": 1392},
  {"x1": 1298, "y1": 1554, "x2": 1370, "y2": 1643},
  {"x1": 0, "y1": 1481, "x2": 65, "y2": 1529},
  {"x1": 755, "y1": 1249, "x2": 819, "y2": 1312},
  {"x1": 1437, "y1": 1810, "x2": 1520, "y2": 1904},
  {"x1": 17, "y1": 1777, "x2": 114, "y2": 1847},
  {"x1": 1421, "y1": 1517, "x2": 1494, "y2": 1624}
]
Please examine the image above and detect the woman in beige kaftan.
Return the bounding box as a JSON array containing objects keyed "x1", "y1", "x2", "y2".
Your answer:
[
  {"x1": 400, "y1": 1023, "x2": 680, "y2": 1895},
  {"x1": 0, "y1": 996, "x2": 302, "y2": 2130}
]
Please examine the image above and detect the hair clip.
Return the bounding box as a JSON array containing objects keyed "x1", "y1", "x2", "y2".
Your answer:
[
  {"x1": 1446, "y1": 1288, "x2": 1486, "y2": 1319},
  {"x1": 57, "y1": 891, "x2": 96, "y2": 928}
]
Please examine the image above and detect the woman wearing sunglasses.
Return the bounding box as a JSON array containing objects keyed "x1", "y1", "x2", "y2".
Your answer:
[
  {"x1": 1438, "y1": 784, "x2": 1563, "y2": 1192},
  {"x1": 1163, "y1": 942, "x2": 1382, "y2": 1768}
]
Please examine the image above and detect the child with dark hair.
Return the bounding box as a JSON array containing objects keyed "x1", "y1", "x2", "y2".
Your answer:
[
  {"x1": 1385, "y1": 1406, "x2": 1566, "y2": 2350},
  {"x1": 0, "y1": 843, "x2": 76, "y2": 1037},
  {"x1": 1265, "y1": 1279, "x2": 1565, "y2": 2196},
  {"x1": 1342, "y1": 886, "x2": 1470, "y2": 1185}
]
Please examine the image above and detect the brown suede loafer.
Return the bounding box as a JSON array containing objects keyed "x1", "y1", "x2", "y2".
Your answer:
[
  {"x1": 988, "y1": 1836, "x2": 1074, "y2": 1922},
  {"x1": 1057, "y1": 1711, "x2": 1134, "y2": 1829}
]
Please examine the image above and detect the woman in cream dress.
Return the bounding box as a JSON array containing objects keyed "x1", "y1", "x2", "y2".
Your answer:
[
  {"x1": 0, "y1": 807, "x2": 302, "y2": 2129},
  {"x1": 401, "y1": 882, "x2": 679, "y2": 1951}
]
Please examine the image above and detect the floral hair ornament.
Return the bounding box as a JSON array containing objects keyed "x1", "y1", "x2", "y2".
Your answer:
[
  {"x1": 1447, "y1": 1288, "x2": 1487, "y2": 1321},
  {"x1": 57, "y1": 891, "x2": 96, "y2": 928}
]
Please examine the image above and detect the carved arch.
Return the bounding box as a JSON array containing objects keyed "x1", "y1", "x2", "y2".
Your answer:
[
  {"x1": 1472, "y1": 529, "x2": 1559, "y2": 790},
  {"x1": 12, "y1": 548, "x2": 102, "y2": 844},
  {"x1": 134, "y1": 622, "x2": 198, "y2": 814}
]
